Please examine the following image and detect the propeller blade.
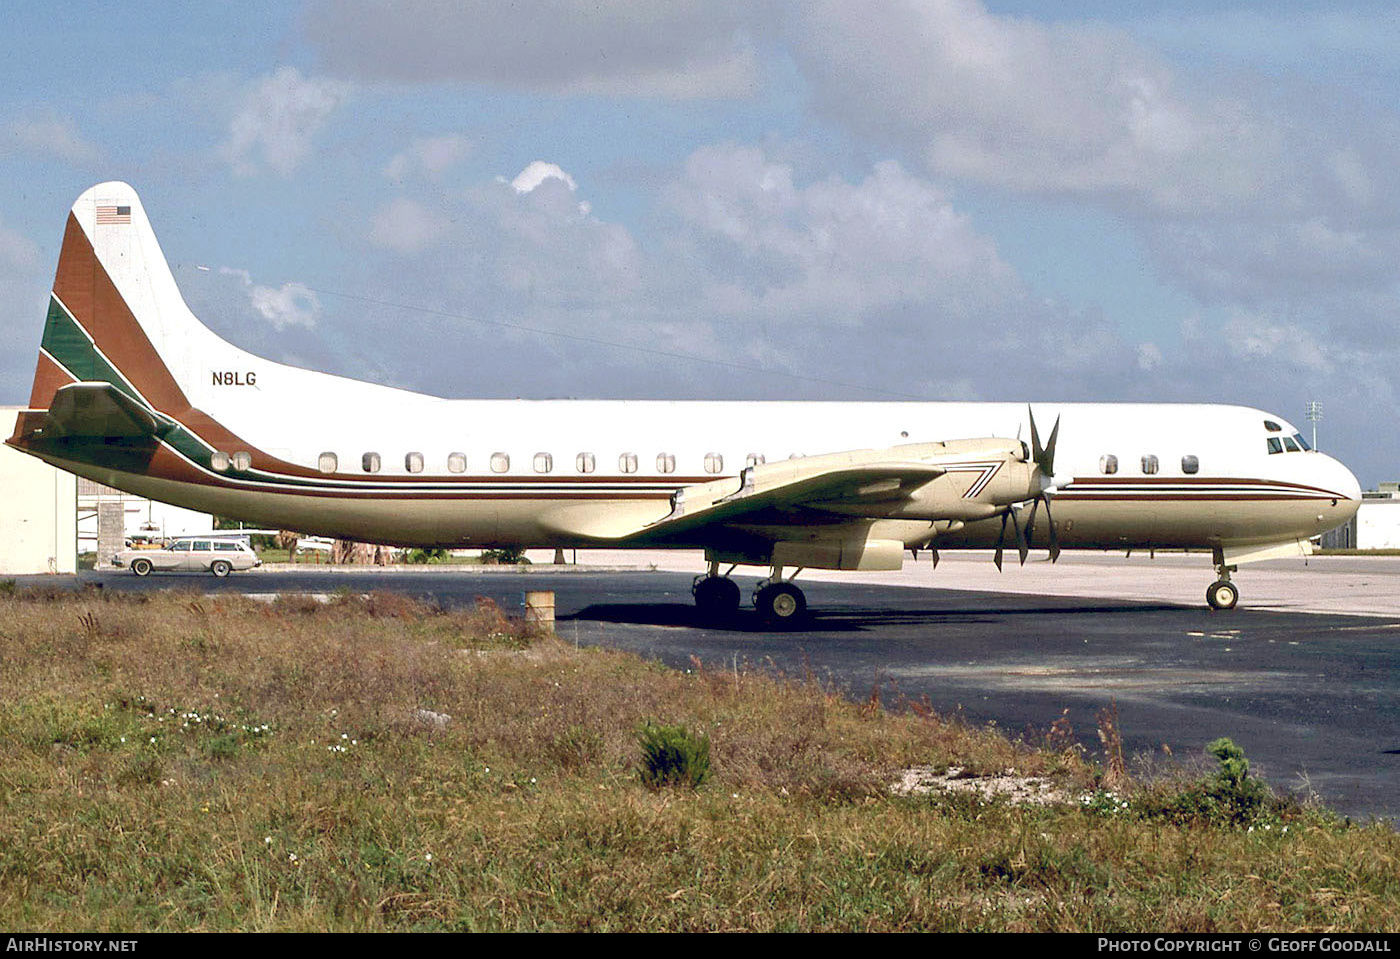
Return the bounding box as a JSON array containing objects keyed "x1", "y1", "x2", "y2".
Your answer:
[
  {"x1": 1043, "y1": 497, "x2": 1061, "y2": 563},
  {"x1": 1028, "y1": 404, "x2": 1042, "y2": 465},
  {"x1": 930, "y1": 548, "x2": 940, "y2": 569},
  {"x1": 1041, "y1": 415, "x2": 1060, "y2": 476},
  {"x1": 1027, "y1": 404, "x2": 1060, "y2": 476},
  {"x1": 1012, "y1": 506, "x2": 1029, "y2": 566},
  {"x1": 994, "y1": 511, "x2": 1008, "y2": 571}
]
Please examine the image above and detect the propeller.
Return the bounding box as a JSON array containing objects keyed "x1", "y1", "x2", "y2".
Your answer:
[
  {"x1": 994, "y1": 406, "x2": 1063, "y2": 569},
  {"x1": 993, "y1": 503, "x2": 1029, "y2": 571}
]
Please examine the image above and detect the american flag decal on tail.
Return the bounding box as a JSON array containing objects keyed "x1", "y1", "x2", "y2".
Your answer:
[{"x1": 95, "y1": 204, "x2": 131, "y2": 225}]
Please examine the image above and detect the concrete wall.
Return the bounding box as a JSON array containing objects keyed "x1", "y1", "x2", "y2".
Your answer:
[{"x1": 0, "y1": 408, "x2": 77, "y2": 574}]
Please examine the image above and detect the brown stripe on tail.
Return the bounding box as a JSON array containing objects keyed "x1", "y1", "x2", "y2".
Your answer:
[
  {"x1": 27, "y1": 351, "x2": 78, "y2": 410},
  {"x1": 49, "y1": 212, "x2": 191, "y2": 414}
]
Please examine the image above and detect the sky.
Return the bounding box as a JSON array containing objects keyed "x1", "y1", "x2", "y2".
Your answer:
[{"x1": 2, "y1": 0, "x2": 1398, "y2": 483}]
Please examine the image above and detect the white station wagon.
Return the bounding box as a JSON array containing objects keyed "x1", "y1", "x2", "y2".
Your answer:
[{"x1": 114, "y1": 539, "x2": 262, "y2": 577}]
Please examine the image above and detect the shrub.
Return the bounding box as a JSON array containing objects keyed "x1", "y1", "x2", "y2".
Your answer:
[{"x1": 637, "y1": 722, "x2": 712, "y2": 790}]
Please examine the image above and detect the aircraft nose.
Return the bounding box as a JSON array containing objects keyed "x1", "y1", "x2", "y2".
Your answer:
[{"x1": 1326, "y1": 453, "x2": 1362, "y2": 517}]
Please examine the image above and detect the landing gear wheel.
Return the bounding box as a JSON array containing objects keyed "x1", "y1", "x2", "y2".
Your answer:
[
  {"x1": 755, "y1": 582, "x2": 807, "y2": 626},
  {"x1": 210, "y1": 559, "x2": 232, "y2": 578},
  {"x1": 1206, "y1": 579, "x2": 1238, "y2": 611},
  {"x1": 693, "y1": 576, "x2": 741, "y2": 619},
  {"x1": 131, "y1": 558, "x2": 152, "y2": 577}
]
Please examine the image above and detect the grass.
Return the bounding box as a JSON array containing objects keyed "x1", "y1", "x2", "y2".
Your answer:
[{"x1": 1, "y1": 586, "x2": 1398, "y2": 931}]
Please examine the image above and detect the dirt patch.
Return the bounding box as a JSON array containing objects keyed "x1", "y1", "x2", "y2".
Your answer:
[{"x1": 893, "y1": 765, "x2": 1071, "y2": 806}]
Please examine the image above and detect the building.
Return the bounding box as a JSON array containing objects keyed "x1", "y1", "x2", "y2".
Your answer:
[{"x1": 0, "y1": 408, "x2": 77, "y2": 574}]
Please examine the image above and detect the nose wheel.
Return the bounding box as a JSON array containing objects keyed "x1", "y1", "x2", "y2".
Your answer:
[
  {"x1": 1206, "y1": 579, "x2": 1238, "y2": 610},
  {"x1": 1206, "y1": 554, "x2": 1239, "y2": 610}
]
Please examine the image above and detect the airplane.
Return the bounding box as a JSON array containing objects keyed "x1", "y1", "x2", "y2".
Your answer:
[{"x1": 7, "y1": 182, "x2": 1362, "y2": 623}]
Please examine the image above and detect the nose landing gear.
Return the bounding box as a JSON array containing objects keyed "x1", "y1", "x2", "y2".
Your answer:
[{"x1": 1207, "y1": 552, "x2": 1239, "y2": 610}]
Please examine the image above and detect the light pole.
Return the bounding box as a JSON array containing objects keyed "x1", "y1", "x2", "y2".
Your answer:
[{"x1": 1305, "y1": 400, "x2": 1322, "y2": 451}]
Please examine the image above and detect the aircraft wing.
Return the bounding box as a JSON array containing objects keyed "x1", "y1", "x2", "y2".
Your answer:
[
  {"x1": 637, "y1": 456, "x2": 948, "y2": 543},
  {"x1": 41, "y1": 382, "x2": 172, "y2": 439}
]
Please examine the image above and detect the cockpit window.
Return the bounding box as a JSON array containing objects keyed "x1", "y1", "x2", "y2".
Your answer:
[
  {"x1": 1267, "y1": 437, "x2": 1283, "y2": 455},
  {"x1": 1264, "y1": 420, "x2": 1282, "y2": 432},
  {"x1": 1293, "y1": 433, "x2": 1312, "y2": 451},
  {"x1": 1282, "y1": 437, "x2": 1300, "y2": 452}
]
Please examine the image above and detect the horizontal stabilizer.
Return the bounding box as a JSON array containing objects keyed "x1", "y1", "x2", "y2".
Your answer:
[{"x1": 42, "y1": 382, "x2": 171, "y2": 439}]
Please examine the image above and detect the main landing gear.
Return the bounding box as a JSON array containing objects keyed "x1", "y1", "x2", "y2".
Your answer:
[
  {"x1": 692, "y1": 561, "x2": 807, "y2": 626},
  {"x1": 1207, "y1": 553, "x2": 1239, "y2": 611}
]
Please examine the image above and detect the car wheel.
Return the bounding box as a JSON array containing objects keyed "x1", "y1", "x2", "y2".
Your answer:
[
  {"x1": 131, "y1": 558, "x2": 153, "y2": 577},
  {"x1": 210, "y1": 559, "x2": 232, "y2": 578}
]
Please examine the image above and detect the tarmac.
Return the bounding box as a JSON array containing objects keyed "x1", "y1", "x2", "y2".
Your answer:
[{"x1": 266, "y1": 547, "x2": 1400, "y2": 618}]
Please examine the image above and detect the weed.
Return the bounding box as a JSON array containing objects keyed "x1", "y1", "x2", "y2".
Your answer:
[{"x1": 637, "y1": 722, "x2": 712, "y2": 789}]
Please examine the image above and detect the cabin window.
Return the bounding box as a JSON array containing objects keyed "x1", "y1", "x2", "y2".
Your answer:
[
  {"x1": 193, "y1": 541, "x2": 212, "y2": 552},
  {"x1": 210, "y1": 451, "x2": 230, "y2": 472},
  {"x1": 1141, "y1": 454, "x2": 1159, "y2": 475},
  {"x1": 619, "y1": 453, "x2": 638, "y2": 474},
  {"x1": 704, "y1": 452, "x2": 723, "y2": 474},
  {"x1": 232, "y1": 451, "x2": 252, "y2": 471},
  {"x1": 746, "y1": 453, "x2": 766, "y2": 468},
  {"x1": 533, "y1": 452, "x2": 554, "y2": 474},
  {"x1": 576, "y1": 452, "x2": 595, "y2": 474},
  {"x1": 1267, "y1": 437, "x2": 1283, "y2": 455},
  {"x1": 405, "y1": 452, "x2": 424, "y2": 474},
  {"x1": 318, "y1": 452, "x2": 338, "y2": 473},
  {"x1": 1283, "y1": 437, "x2": 1300, "y2": 453},
  {"x1": 447, "y1": 452, "x2": 467, "y2": 474},
  {"x1": 362, "y1": 452, "x2": 381, "y2": 473},
  {"x1": 1264, "y1": 420, "x2": 1282, "y2": 432},
  {"x1": 1099, "y1": 454, "x2": 1118, "y2": 475},
  {"x1": 1181, "y1": 454, "x2": 1200, "y2": 474},
  {"x1": 1293, "y1": 433, "x2": 1312, "y2": 451},
  {"x1": 490, "y1": 452, "x2": 510, "y2": 473},
  {"x1": 656, "y1": 453, "x2": 676, "y2": 474},
  {"x1": 215, "y1": 542, "x2": 240, "y2": 551}
]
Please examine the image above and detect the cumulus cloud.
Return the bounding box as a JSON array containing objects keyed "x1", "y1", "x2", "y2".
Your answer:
[
  {"x1": 221, "y1": 67, "x2": 348, "y2": 177},
  {"x1": 6, "y1": 115, "x2": 102, "y2": 166},
  {"x1": 664, "y1": 144, "x2": 1019, "y2": 326},
  {"x1": 786, "y1": 2, "x2": 1400, "y2": 305},
  {"x1": 369, "y1": 198, "x2": 453, "y2": 255},
  {"x1": 305, "y1": 0, "x2": 765, "y2": 98},
  {"x1": 383, "y1": 134, "x2": 473, "y2": 184},
  {"x1": 220, "y1": 268, "x2": 321, "y2": 329}
]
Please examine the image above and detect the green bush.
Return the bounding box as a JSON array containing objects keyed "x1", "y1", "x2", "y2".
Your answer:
[
  {"x1": 1137, "y1": 736, "x2": 1279, "y2": 827},
  {"x1": 404, "y1": 548, "x2": 449, "y2": 564},
  {"x1": 637, "y1": 722, "x2": 712, "y2": 790}
]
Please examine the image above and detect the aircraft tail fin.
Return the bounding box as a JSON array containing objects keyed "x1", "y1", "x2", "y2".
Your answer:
[{"x1": 19, "y1": 182, "x2": 253, "y2": 423}]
